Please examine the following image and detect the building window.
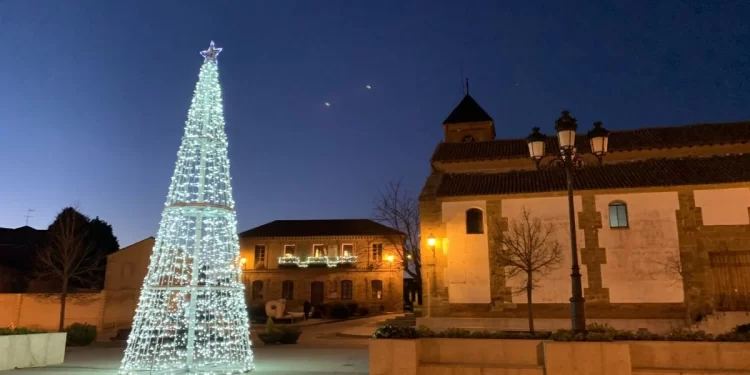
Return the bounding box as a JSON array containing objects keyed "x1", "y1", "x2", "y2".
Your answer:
[
  {"x1": 313, "y1": 244, "x2": 326, "y2": 257},
  {"x1": 341, "y1": 280, "x2": 353, "y2": 300},
  {"x1": 284, "y1": 245, "x2": 296, "y2": 256},
  {"x1": 254, "y1": 245, "x2": 265, "y2": 264},
  {"x1": 609, "y1": 202, "x2": 629, "y2": 228},
  {"x1": 342, "y1": 244, "x2": 353, "y2": 257},
  {"x1": 372, "y1": 243, "x2": 383, "y2": 262},
  {"x1": 251, "y1": 280, "x2": 263, "y2": 301},
  {"x1": 328, "y1": 244, "x2": 338, "y2": 257},
  {"x1": 371, "y1": 280, "x2": 383, "y2": 300},
  {"x1": 466, "y1": 208, "x2": 484, "y2": 234},
  {"x1": 282, "y1": 280, "x2": 294, "y2": 300}
]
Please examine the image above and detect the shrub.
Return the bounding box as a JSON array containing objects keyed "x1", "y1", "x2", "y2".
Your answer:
[
  {"x1": 373, "y1": 325, "x2": 418, "y2": 339},
  {"x1": 346, "y1": 303, "x2": 359, "y2": 316},
  {"x1": 469, "y1": 330, "x2": 494, "y2": 339},
  {"x1": 313, "y1": 304, "x2": 330, "y2": 319},
  {"x1": 330, "y1": 303, "x2": 350, "y2": 319},
  {"x1": 278, "y1": 326, "x2": 302, "y2": 344},
  {"x1": 356, "y1": 307, "x2": 370, "y2": 317},
  {"x1": 665, "y1": 328, "x2": 713, "y2": 342},
  {"x1": 586, "y1": 323, "x2": 616, "y2": 333},
  {"x1": 66, "y1": 323, "x2": 97, "y2": 346},
  {"x1": 416, "y1": 325, "x2": 435, "y2": 338},
  {"x1": 734, "y1": 323, "x2": 750, "y2": 334},
  {"x1": 372, "y1": 324, "x2": 750, "y2": 342},
  {"x1": 435, "y1": 328, "x2": 471, "y2": 338},
  {"x1": 0, "y1": 327, "x2": 46, "y2": 336},
  {"x1": 265, "y1": 317, "x2": 276, "y2": 333}
]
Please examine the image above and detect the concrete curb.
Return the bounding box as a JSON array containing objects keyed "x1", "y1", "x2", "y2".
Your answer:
[
  {"x1": 253, "y1": 313, "x2": 394, "y2": 330},
  {"x1": 335, "y1": 332, "x2": 372, "y2": 339}
]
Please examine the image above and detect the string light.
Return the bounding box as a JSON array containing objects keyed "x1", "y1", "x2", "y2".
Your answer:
[{"x1": 120, "y1": 41, "x2": 254, "y2": 374}]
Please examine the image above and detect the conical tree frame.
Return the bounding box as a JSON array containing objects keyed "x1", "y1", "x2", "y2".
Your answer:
[{"x1": 120, "y1": 42, "x2": 254, "y2": 374}]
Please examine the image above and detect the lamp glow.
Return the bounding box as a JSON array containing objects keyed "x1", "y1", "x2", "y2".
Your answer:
[
  {"x1": 386, "y1": 255, "x2": 395, "y2": 262},
  {"x1": 119, "y1": 41, "x2": 254, "y2": 374},
  {"x1": 427, "y1": 235, "x2": 436, "y2": 247}
]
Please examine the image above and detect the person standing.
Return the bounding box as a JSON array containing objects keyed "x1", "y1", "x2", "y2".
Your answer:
[{"x1": 303, "y1": 300, "x2": 312, "y2": 320}]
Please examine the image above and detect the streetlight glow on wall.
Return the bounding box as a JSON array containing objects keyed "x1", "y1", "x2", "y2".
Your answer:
[
  {"x1": 427, "y1": 235, "x2": 436, "y2": 248},
  {"x1": 525, "y1": 110, "x2": 610, "y2": 333}
]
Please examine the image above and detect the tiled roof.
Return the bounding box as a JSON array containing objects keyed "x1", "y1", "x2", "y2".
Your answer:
[
  {"x1": 239, "y1": 219, "x2": 404, "y2": 238},
  {"x1": 435, "y1": 154, "x2": 750, "y2": 196},
  {"x1": 443, "y1": 94, "x2": 493, "y2": 124},
  {"x1": 432, "y1": 121, "x2": 750, "y2": 163}
]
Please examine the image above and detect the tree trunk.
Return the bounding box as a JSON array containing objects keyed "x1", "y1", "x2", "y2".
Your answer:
[
  {"x1": 58, "y1": 280, "x2": 68, "y2": 332},
  {"x1": 526, "y1": 275, "x2": 534, "y2": 333}
]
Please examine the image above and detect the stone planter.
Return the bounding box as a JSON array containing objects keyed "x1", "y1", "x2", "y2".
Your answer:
[
  {"x1": 370, "y1": 338, "x2": 750, "y2": 375},
  {"x1": 0, "y1": 332, "x2": 67, "y2": 371},
  {"x1": 257, "y1": 331, "x2": 283, "y2": 345},
  {"x1": 369, "y1": 339, "x2": 420, "y2": 375},
  {"x1": 629, "y1": 341, "x2": 750, "y2": 373},
  {"x1": 279, "y1": 329, "x2": 302, "y2": 344},
  {"x1": 544, "y1": 341, "x2": 631, "y2": 375}
]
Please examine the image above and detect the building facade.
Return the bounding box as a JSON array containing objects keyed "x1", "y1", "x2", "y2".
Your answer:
[
  {"x1": 420, "y1": 94, "x2": 750, "y2": 325},
  {"x1": 239, "y1": 219, "x2": 404, "y2": 313}
]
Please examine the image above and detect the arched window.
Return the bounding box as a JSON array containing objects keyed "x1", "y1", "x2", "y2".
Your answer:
[
  {"x1": 341, "y1": 280, "x2": 353, "y2": 300},
  {"x1": 466, "y1": 208, "x2": 484, "y2": 234},
  {"x1": 251, "y1": 280, "x2": 264, "y2": 301},
  {"x1": 371, "y1": 280, "x2": 383, "y2": 300},
  {"x1": 609, "y1": 202, "x2": 629, "y2": 228},
  {"x1": 281, "y1": 280, "x2": 294, "y2": 300}
]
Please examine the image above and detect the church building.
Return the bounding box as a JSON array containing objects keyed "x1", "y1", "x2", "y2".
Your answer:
[{"x1": 419, "y1": 93, "x2": 750, "y2": 331}]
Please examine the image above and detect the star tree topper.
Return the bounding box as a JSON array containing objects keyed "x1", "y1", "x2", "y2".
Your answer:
[{"x1": 200, "y1": 41, "x2": 222, "y2": 62}]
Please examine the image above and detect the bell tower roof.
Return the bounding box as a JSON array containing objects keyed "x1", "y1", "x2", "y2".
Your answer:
[{"x1": 443, "y1": 94, "x2": 493, "y2": 125}]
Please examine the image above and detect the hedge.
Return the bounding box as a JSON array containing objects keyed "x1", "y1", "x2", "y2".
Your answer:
[{"x1": 372, "y1": 323, "x2": 750, "y2": 342}]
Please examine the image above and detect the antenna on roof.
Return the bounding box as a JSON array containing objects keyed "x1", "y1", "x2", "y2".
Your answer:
[
  {"x1": 465, "y1": 78, "x2": 469, "y2": 95},
  {"x1": 24, "y1": 209, "x2": 35, "y2": 226}
]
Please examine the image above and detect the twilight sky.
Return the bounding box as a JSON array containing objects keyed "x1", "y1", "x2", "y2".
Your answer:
[{"x1": 1, "y1": 0, "x2": 749, "y2": 247}]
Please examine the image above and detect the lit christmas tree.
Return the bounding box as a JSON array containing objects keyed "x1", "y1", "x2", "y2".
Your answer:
[{"x1": 120, "y1": 41, "x2": 254, "y2": 374}]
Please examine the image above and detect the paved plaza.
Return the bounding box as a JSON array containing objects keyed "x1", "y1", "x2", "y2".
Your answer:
[{"x1": 6, "y1": 315, "x2": 395, "y2": 375}]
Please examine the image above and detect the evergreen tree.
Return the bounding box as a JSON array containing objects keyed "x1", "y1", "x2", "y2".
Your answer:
[{"x1": 120, "y1": 41, "x2": 254, "y2": 374}]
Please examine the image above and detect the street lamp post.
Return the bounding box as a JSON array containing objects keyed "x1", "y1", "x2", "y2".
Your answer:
[
  {"x1": 427, "y1": 234, "x2": 437, "y2": 316},
  {"x1": 525, "y1": 110, "x2": 610, "y2": 333}
]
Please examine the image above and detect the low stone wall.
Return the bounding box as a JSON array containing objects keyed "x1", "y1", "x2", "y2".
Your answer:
[
  {"x1": 0, "y1": 333, "x2": 67, "y2": 371},
  {"x1": 693, "y1": 312, "x2": 750, "y2": 334},
  {"x1": 417, "y1": 317, "x2": 685, "y2": 334},
  {"x1": 630, "y1": 341, "x2": 750, "y2": 373},
  {"x1": 545, "y1": 342, "x2": 631, "y2": 375},
  {"x1": 370, "y1": 338, "x2": 750, "y2": 375}
]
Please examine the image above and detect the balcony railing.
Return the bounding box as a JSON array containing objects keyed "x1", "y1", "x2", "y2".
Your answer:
[
  {"x1": 278, "y1": 256, "x2": 301, "y2": 268},
  {"x1": 275, "y1": 255, "x2": 359, "y2": 269}
]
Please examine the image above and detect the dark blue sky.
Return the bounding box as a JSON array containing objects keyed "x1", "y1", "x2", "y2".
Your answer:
[{"x1": 1, "y1": 0, "x2": 749, "y2": 247}]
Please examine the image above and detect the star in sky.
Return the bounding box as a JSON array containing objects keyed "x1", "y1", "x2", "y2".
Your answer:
[
  {"x1": 200, "y1": 41, "x2": 222, "y2": 62},
  {"x1": 324, "y1": 102, "x2": 331, "y2": 107},
  {"x1": 366, "y1": 85, "x2": 372, "y2": 90}
]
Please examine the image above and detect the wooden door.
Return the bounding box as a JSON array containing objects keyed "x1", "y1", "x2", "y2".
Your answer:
[{"x1": 311, "y1": 281, "x2": 324, "y2": 306}]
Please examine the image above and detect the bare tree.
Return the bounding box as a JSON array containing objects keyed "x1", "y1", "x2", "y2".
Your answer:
[
  {"x1": 489, "y1": 208, "x2": 563, "y2": 333},
  {"x1": 36, "y1": 207, "x2": 102, "y2": 332},
  {"x1": 662, "y1": 252, "x2": 702, "y2": 327},
  {"x1": 372, "y1": 180, "x2": 422, "y2": 302}
]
